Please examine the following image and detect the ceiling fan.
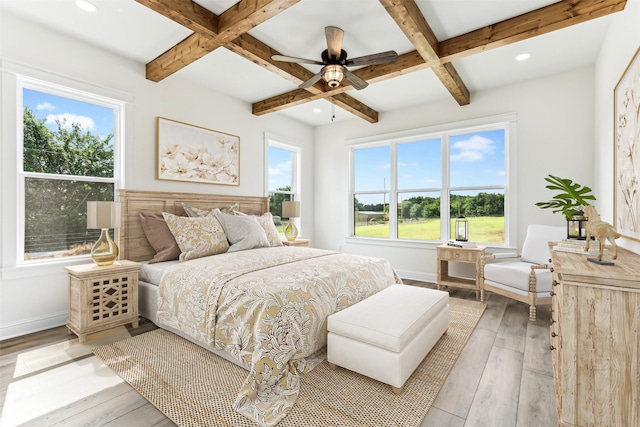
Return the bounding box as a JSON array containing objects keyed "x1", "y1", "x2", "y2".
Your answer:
[{"x1": 271, "y1": 26, "x2": 398, "y2": 90}]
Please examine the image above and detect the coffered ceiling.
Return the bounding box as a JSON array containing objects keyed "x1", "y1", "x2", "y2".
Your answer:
[{"x1": 0, "y1": 0, "x2": 628, "y2": 126}]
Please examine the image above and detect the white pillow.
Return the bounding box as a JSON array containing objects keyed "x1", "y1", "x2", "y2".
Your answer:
[
  {"x1": 162, "y1": 212, "x2": 229, "y2": 261},
  {"x1": 213, "y1": 209, "x2": 271, "y2": 252}
]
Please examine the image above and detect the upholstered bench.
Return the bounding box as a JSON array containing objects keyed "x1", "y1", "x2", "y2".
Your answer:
[{"x1": 327, "y1": 284, "x2": 449, "y2": 394}]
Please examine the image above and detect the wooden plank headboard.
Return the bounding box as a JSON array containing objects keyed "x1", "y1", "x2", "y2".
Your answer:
[{"x1": 116, "y1": 189, "x2": 269, "y2": 262}]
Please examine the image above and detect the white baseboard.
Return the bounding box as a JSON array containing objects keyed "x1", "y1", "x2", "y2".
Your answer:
[
  {"x1": 395, "y1": 269, "x2": 436, "y2": 284},
  {"x1": 0, "y1": 311, "x2": 67, "y2": 341}
]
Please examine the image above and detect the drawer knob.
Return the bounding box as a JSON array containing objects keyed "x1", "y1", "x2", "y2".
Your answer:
[{"x1": 455, "y1": 253, "x2": 461, "y2": 258}]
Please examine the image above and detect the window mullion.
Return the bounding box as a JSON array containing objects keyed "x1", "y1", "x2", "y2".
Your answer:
[
  {"x1": 389, "y1": 143, "x2": 398, "y2": 239},
  {"x1": 441, "y1": 135, "x2": 450, "y2": 242}
]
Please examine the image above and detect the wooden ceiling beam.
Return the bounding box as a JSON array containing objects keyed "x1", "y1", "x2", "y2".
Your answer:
[
  {"x1": 438, "y1": 0, "x2": 627, "y2": 62},
  {"x1": 141, "y1": 0, "x2": 300, "y2": 82},
  {"x1": 135, "y1": 0, "x2": 218, "y2": 36},
  {"x1": 379, "y1": 0, "x2": 470, "y2": 105}
]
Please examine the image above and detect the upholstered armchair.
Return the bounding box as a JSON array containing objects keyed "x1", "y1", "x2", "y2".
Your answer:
[{"x1": 482, "y1": 224, "x2": 566, "y2": 322}]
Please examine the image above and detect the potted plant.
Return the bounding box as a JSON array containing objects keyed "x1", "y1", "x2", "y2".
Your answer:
[{"x1": 535, "y1": 174, "x2": 597, "y2": 239}]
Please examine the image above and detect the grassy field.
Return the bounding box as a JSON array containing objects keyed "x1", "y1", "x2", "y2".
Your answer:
[{"x1": 355, "y1": 216, "x2": 505, "y2": 243}]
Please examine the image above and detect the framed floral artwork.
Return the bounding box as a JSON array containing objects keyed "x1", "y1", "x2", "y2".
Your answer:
[
  {"x1": 157, "y1": 117, "x2": 239, "y2": 186},
  {"x1": 614, "y1": 47, "x2": 640, "y2": 239}
]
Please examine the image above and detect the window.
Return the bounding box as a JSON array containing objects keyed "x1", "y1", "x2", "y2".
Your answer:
[
  {"x1": 266, "y1": 136, "x2": 300, "y2": 234},
  {"x1": 351, "y1": 115, "x2": 513, "y2": 246},
  {"x1": 19, "y1": 78, "x2": 123, "y2": 262}
]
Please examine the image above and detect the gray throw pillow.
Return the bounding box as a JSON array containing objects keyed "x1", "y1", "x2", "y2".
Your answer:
[{"x1": 213, "y1": 209, "x2": 270, "y2": 252}]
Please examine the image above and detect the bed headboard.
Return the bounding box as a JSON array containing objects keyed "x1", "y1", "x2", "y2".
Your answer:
[{"x1": 116, "y1": 189, "x2": 269, "y2": 262}]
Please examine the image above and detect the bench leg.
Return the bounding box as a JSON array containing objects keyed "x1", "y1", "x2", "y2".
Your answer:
[{"x1": 391, "y1": 385, "x2": 403, "y2": 395}]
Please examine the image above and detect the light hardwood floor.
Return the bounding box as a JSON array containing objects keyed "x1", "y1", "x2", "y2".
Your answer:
[{"x1": 0, "y1": 280, "x2": 557, "y2": 427}]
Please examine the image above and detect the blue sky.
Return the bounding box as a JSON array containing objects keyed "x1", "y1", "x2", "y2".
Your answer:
[
  {"x1": 268, "y1": 146, "x2": 293, "y2": 191},
  {"x1": 23, "y1": 89, "x2": 114, "y2": 139},
  {"x1": 355, "y1": 129, "x2": 505, "y2": 205}
]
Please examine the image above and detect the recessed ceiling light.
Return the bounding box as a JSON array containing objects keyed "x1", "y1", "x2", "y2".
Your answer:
[
  {"x1": 75, "y1": 0, "x2": 97, "y2": 12},
  {"x1": 515, "y1": 53, "x2": 531, "y2": 61},
  {"x1": 313, "y1": 108, "x2": 322, "y2": 113}
]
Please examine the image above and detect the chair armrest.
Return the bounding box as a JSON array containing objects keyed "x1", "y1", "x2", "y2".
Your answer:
[
  {"x1": 530, "y1": 263, "x2": 552, "y2": 271},
  {"x1": 485, "y1": 252, "x2": 519, "y2": 260}
]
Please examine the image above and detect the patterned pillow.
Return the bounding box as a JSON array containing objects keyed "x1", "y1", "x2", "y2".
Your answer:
[
  {"x1": 181, "y1": 203, "x2": 211, "y2": 218},
  {"x1": 182, "y1": 202, "x2": 240, "y2": 217},
  {"x1": 255, "y1": 212, "x2": 283, "y2": 247},
  {"x1": 162, "y1": 212, "x2": 229, "y2": 261}
]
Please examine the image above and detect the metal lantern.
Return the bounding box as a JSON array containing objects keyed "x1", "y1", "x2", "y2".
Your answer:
[
  {"x1": 455, "y1": 216, "x2": 469, "y2": 241},
  {"x1": 566, "y1": 210, "x2": 587, "y2": 240}
]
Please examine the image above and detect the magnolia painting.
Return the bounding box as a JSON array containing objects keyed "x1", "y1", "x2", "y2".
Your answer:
[
  {"x1": 157, "y1": 117, "x2": 239, "y2": 186},
  {"x1": 614, "y1": 47, "x2": 640, "y2": 238}
]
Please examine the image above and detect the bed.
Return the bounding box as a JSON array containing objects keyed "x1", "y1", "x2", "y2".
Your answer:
[{"x1": 116, "y1": 189, "x2": 402, "y2": 426}]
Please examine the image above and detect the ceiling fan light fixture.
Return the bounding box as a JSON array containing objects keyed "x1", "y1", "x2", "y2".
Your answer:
[{"x1": 322, "y1": 64, "x2": 344, "y2": 88}]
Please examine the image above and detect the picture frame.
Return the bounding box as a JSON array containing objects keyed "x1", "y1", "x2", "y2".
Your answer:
[
  {"x1": 614, "y1": 47, "x2": 640, "y2": 240},
  {"x1": 157, "y1": 117, "x2": 239, "y2": 186}
]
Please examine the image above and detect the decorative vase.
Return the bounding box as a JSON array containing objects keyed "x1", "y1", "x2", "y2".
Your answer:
[
  {"x1": 284, "y1": 218, "x2": 298, "y2": 241},
  {"x1": 91, "y1": 228, "x2": 119, "y2": 266}
]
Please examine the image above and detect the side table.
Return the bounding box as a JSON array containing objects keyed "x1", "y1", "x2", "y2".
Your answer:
[
  {"x1": 65, "y1": 260, "x2": 141, "y2": 343},
  {"x1": 281, "y1": 238, "x2": 310, "y2": 247},
  {"x1": 436, "y1": 244, "x2": 486, "y2": 301}
]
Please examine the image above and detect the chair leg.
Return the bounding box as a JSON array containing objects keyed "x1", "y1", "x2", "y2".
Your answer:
[{"x1": 529, "y1": 305, "x2": 537, "y2": 323}]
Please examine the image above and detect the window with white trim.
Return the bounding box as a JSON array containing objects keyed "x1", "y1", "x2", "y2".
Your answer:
[
  {"x1": 18, "y1": 77, "x2": 123, "y2": 262},
  {"x1": 266, "y1": 137, "x2": 300, "y2": 234},
  {"x1": 350, "y1": 115, "x2": 514, "y2": 246}
]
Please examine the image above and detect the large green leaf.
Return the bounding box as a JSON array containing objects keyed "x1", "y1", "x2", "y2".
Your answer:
[{"x1": 534, "y1": 174, "x2": 596, "y2": 218}]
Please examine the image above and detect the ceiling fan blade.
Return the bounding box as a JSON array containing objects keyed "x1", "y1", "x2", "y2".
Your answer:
[
  {"x1": 272, "y1": 54, "x2": 323, "y2": 65},
  {"x1": 346, "y1": 51, "x2": 398, "y2": 67},
  {"x1": 299, "y1": 72, "x2": 323, "y2": 89},
  {"x1": 344, "y1": 70, "x2": 368, "y2": 90},
  {"x1": 325, "y1": 26, "x2": 344, "y2": 60}
]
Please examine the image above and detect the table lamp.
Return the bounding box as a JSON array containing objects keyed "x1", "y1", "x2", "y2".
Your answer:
[
  {"x1": 87, "y1": 201, "x2": 121, "y2": 266},
  {"x1": 282, "y1": 201, "x2": 300, "y2": 241}
]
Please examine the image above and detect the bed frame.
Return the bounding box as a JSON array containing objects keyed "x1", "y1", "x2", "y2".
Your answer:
[{"x1": 116, "y1": 189, "x2": 269, "y2": 262}]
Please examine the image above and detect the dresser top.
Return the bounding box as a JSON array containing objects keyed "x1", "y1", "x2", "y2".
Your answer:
[{"x1": 549, "y1": 243, "x2": 640, "y2": 289}]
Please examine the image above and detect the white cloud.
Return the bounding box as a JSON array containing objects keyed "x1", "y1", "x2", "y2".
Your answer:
[
  {"x1": 45, "y1": 113, "x2": 95, "y2": 131},
  {"x1": 36, "y1": 102, "x2": 55, "y2": 111},
  {"x1": 450, "y1": 135, "x2": 495, "y2": 162}
]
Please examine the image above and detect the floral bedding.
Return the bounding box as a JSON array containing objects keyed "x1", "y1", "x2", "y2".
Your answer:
[{"x1": 156, "y1": 246, "x2": 402, "y2": 426}]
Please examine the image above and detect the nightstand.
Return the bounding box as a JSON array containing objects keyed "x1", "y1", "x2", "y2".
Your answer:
[
  {"x1": 436, "y1": 244, "x2": 486, "y2": 300},
  {"x1": 65, "y1": 260, "x2": 141, "y2": 343},
  {"x1": 281, "y1": 238, "x2": 310, "y2": 247}
]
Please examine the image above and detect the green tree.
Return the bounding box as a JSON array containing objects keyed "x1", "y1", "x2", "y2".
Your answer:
[
  {"x1": 23, "y1": 108, "x2": 115, "y2": 257},
  {"x1": 269, "y1": 186, "x2": 292, "y2": 218}
]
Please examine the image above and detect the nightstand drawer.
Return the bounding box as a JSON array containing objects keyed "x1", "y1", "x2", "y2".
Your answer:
[{"x1": 437, "y1": 247, "x2": 477, "y2": 262}]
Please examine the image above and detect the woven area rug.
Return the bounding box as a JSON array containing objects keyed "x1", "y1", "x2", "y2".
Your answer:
[{"x1": 93, "y1": 297, "x2": 485, "y2": 427}]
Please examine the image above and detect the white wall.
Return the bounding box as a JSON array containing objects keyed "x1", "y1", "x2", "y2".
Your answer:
[
  {"x1": 594, "y1": 0, "x2": 640, "y2": 254},
  {"x1": 0, "y1": 12, "x2": 313, "y2": 339},
  {"x1": 313, "y1": 66, "x2": 596, "y2": 281}
]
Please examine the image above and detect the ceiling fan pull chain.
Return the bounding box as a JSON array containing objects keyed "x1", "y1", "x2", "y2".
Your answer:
[{"x1": 331, "y1": 102, "x2": 335, "y2": 122}]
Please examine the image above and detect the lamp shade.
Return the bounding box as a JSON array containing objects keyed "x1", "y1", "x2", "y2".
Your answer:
[
  {"x1": 281, "y1": 201, "x2": 300, "y2": 218},
  {"x1": 87, "y1": 201, "x2": 121, "y2": 229}
]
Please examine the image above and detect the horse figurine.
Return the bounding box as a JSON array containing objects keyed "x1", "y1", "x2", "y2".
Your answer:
[{"x1": 584, "y1": 205, "x2": 621, "y2": 261}]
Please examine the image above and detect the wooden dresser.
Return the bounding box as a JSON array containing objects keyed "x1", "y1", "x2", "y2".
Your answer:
[{"x1": 549, "y1": 245, "x2": 639, "y2": 427}]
